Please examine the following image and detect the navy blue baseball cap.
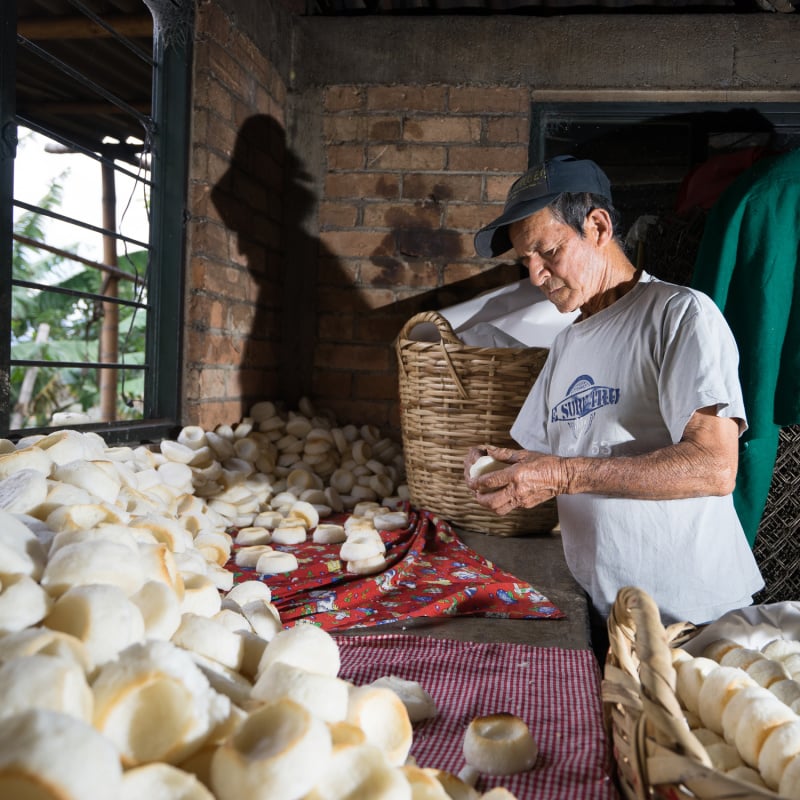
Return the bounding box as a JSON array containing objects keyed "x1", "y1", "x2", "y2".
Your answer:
[{"x1": 474, "y1": 155, "x2": 613, "y2": 258}]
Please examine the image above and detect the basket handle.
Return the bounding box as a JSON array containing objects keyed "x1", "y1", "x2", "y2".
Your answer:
[
  {"x1": 607, "y1": 587, "x2": 711, "y2": 768},
  {"x1": 396, "y1": 311, "x2": 470, "y2": 401},
  {"x1": 396, "y1": 310, "x2": 463, "y2": 345}
]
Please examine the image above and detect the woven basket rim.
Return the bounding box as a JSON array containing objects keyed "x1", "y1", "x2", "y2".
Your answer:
[{"x1": 603, "y1": 586, "x2": 783, "y2": 800}]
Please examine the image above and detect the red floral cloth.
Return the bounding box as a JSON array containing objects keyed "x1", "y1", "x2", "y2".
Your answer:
[{"x1": 225, "y1": 505, "x2": 563, "y2": 631}]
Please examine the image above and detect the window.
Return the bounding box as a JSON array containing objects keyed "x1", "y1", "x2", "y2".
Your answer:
[{"x1": 1, "y1": 0, "x2": 192, "y2": 443}]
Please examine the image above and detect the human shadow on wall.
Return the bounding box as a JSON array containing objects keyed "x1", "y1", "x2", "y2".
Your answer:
[
  {"x1": 211, "y1": 114, "x2": 330, "y2": 409},
  {"x1": 367, "y1": 205, "x2": 524, "y2": 334}
]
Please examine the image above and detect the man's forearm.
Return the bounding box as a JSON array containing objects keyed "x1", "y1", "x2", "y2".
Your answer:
[{"x1": 562, "y1": 440, "x2": 736, "y2": 500}]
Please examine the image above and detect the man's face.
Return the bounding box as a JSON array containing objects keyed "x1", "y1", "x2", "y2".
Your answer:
[{"x1": 508, "y1": 207, "x2": 602, "y2": 314}]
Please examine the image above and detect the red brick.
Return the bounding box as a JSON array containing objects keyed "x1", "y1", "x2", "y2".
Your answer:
[
  {"x1": 188, "y1": 329, "x2": 244, "y2": 368},
  {"x1": 236, "y1": 34, "x2": 272, "y2": 93},
  {"x1": 366, "y1": 86, "x2": 447, "y2": 112},
  {"x1": 240, "y1": 340, "x2": 282, "y2": 370},
  {"x1": 186, "y1": 293, "x2": 225, "y2": 330},
  {"x1": 436, "y1": 262, "x2": 485, "y2": 282},
  {"x1": 318, "y1": 312, "x2": 355, "y2": 340},
  {"x1": 366, "y1": 144, "x2": 446, "y2": 171},
  {"x1": 355, "y1": 287, "x2": 398, "y2": 310},
  {"x1": 369, "y1": 118, "x2": 403, "y2": 141},
  {"x1": 207, "y1": 40, "x2": 248, "y2": 99},
  {"x1": 403, "y1": 116, "x2": 481, "y2": 144},
  {"x1": 449, "y1": 87, "x2": 528, "y2": 114},
  {"x1": 324, "y1": 86, "x2": 365, "y2": 112},
  {"x1": 354, "y1": 311, "x2": 410, "y2": 343},
  {"x1": 206, "y1": 149, "x2": 232, "y2": 188},
  {"x1": 317, "y1": 286, "x2": 362, "y2": 313},
  {"x1": 188, "y1": 181, "x2": 215, "y2": 221},
  {"x1": 327, "y1": 144, "x2": 366, "y2": 170},
  {"x1": 192, "y1": 400, "x2": 248, "y2": 431},
  {"x1": 486, "y1": 174, "x2": 518, "y2": 202},
  {"x1": 314, "y1": 343, "x2": 390, "y2": 372},
  {"x1": 360, "y1": 261, "x2": 440, "y2": 291},
  {"x1": 326, "y1": 398, "x2": 391, "y2": 430},
  {"x1": 207, "y1": 111, "x2": 239, "y2": 158},
  {"x1": 240, "y1": 367, "x2": 280, "y2": 399},
  {"x1": 402, "y1": 174, "x2": 482, "y2": 203},
  {"x1": 353, "y1": 372, "x2": 398, "y2": 401},
  {"x1": 361, "y1": 202, "x2": 442, "y2": 230},
  {"x1": 194, "y1": 74, "x2": 235, "y2": 122},
  {"x1": 190, "y1": 220, "x2": 230, "y2": 261},
  {"x1": 195, "y1": 2, "x2": 232, "y2": 45},
  {"x1": 486, "y1": 116, "x2": 529, "y2": 144},
  {"x1": 448, "y1": 145, "x2": 527, "y2": 173},
  {"x1": 325, "y1": 173, "x2": 400, "y2": 200},
  {"x1": 319, "y1": 230, "x2": 388, "y2": 258},
  {"x1": 311, "y1": 368, "x2": 354, "y2": 399},
  {"x1": 270, "y1": 71, "x2": 287, "y2": 109},
  {"x1": 323, "y1": 115, "x2": 401, "y2": 143},
  {"x1": 444, "y1": 203, "x2": 496, "y2": 232},
  {"x1": 318, "y1": 257, "x2": 359, "y2": 287},
  {"x1": 318, "y1": 202, "x2": 359, "y2": 228},
  {"x1": 191, "y1": 142, "x2": 209, "y2": 177},
  {"x1": 227, "y1": 301, "x2": 258, "y2": 337}
]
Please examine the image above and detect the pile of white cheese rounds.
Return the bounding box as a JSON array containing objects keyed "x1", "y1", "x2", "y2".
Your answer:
[
  {"x1": 0, "y1": 398, "x2": 526, "y2": 800},
  {"x1": 673, "y1": 635, "x2": 800, "y2": 798}
]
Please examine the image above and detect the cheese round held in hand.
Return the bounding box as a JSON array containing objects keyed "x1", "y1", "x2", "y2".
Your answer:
[{"x1": 468, "y1": 455, "x2": 508, "y2": 480}]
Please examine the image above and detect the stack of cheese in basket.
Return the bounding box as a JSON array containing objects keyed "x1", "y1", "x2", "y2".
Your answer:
[
  {"x1": 672, "y1": 634, "x2": 800, "y2": 798},
  {"x1": 0, "y1": 398, "x2": 521, "y2": 800}
]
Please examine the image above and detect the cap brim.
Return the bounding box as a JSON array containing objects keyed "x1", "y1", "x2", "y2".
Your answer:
[{"x1": 473, "y1": 195, "x2": 556, "y2": 258}]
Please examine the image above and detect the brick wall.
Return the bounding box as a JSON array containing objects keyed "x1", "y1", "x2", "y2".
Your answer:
[
  {"x1": 183, "y1": 0, "x2": 288, "y2": 430},
  {"x1": 315, "y1": 85, "x2": 530, "y2": 436}
]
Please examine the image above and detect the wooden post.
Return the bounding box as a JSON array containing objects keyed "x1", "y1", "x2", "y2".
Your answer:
[{"x1": 100, "y1": 161, "x2": 119, "y2": 422}]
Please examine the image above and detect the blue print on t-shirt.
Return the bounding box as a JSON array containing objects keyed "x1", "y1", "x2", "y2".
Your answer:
[{"x1": 550, "y1": 374, "x2": 620, "y2": 438}]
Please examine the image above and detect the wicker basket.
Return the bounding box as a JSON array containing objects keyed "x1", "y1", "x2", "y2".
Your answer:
[
  {"x1": 395, "y1": 310, "x2": 558, "y2": 536},
  {"x1": 603, "y1": 586, "x2": 786, "y2": 800}
]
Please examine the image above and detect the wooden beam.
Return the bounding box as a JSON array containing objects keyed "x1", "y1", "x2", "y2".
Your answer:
[{"x1": 17, "y1": 16, "x2": 153, "y2": 41}]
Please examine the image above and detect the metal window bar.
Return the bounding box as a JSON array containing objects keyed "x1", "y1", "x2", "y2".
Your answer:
[
  {"x1": 64, "y1": 0, "x2": 155, "y2": 66},
  {"x1": 12, "y1": 234, "x2": 143, "y2": 283},
  {"x1": 13, "y1": 198, "x2": 150, "y2": 251},
  {"x1": 12, "y1": 280, "x2": 147, "y2": 312},
  {"x1": 14, "y1": 360, "x2": 145, "y2": 370},
  {"x1": 16, "y1": 35, "x2": 152, "y2": 134},
  {"x1": 17, "y1": 114, "x2": 152, "y2": 187}
]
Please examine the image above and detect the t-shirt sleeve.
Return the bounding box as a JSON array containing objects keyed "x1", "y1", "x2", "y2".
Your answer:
[{"x1": 658, "y1": 290, "x2": 748, "y2": 443}]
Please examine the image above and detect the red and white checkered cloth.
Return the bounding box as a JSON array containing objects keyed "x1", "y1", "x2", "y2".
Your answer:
[{"x1": 336, "y1": 634, "x2": 620, "y2": 800}]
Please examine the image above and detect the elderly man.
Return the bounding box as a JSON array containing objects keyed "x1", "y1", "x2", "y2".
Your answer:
[{"x1": 465, "y1": 155, "x2": 762, "y2": 649}]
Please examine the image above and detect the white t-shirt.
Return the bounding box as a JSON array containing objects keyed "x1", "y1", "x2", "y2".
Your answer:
[{"x1": 510, "y1": 272, "x2": 764, "y2": 624}]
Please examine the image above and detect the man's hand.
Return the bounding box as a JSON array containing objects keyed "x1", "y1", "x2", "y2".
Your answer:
[{"x1": 464, "y1": 445, "x2": 567, "y2": 515}]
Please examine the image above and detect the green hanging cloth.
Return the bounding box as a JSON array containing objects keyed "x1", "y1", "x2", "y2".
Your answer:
[{"x1": 692, "y1": 147, "x2": 800, "y2": 547}]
